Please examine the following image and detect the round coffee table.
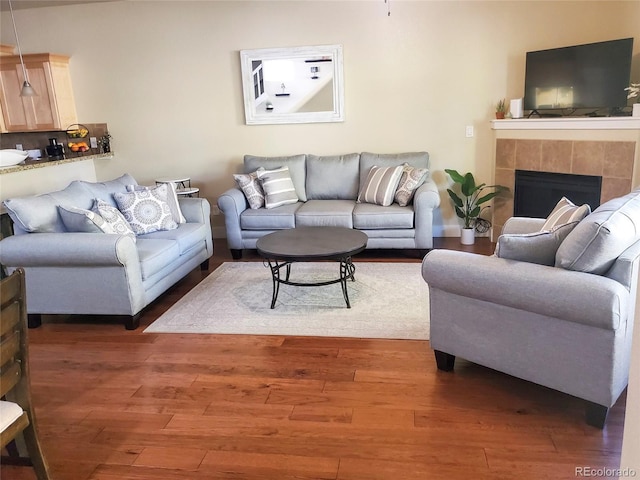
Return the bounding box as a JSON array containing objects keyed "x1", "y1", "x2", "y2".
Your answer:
[{"x1": 256, "y1": 227, "x2": 368, "y2": 309}]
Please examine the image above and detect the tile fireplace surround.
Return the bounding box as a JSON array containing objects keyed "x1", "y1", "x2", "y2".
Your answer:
[{"x1": 491, "y1": 118, "x2": 640, "y2": 241}]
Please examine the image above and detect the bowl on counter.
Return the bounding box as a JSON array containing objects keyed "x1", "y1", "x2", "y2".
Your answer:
[{"x1": 0, "y1": 149, "x2": 29, "y2": 168}]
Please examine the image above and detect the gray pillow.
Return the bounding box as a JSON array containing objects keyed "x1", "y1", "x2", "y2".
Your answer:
[
  {"x1": 58, "y1": 205, "x2": 106, "y2": 233},
  {"x1": 244, "y1": 154, "x2": 307, "y2": 201},
  {"x1": 233, "y1": 168, "x2": 265, "y2": 209},
  {"x1": 495, "y1": 222, "x2": 579, "y2": 266},
  {"x1": 540, "y1": 197, "x2": 591, "y2": 231},
  {"x1": 394, "y1": 163, "x2": 428, "y2": 207},
  {"x1": 92, "y1": 199, "x2": 136, "y2": 242},
  {"x1": 257, "y1": 166, "x2": 299, "y2": 209},
  {"x1": 306, "y1": 153, "x2": 360, "y2": 200},
  {"x1": 357, "y1": 165, "x2": 404, "y2": 207},
  {"x1": 556, "y1": 188, "x2": 640, "y2": 274}
]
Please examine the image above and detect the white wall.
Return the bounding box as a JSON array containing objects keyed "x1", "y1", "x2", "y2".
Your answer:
[{"x1": 1, "y1": 0, "x2": 638, "y2": 237}]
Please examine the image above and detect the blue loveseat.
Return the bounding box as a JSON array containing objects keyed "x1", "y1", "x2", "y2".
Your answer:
[{"x1": 0, "y1": 174, "x2": 213, "y2": 329}]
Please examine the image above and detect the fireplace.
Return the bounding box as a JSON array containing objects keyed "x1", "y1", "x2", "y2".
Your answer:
[{"x1": 514, "y1": 170, "x2": 602, "y2": 218}]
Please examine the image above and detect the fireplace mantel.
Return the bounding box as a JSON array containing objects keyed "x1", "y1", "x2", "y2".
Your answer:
[{"x1": 492, "y1": 117, "x2": 640, "y2": 131}]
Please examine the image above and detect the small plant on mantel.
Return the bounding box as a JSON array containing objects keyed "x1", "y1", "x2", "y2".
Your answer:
[
  {"x1": 495, "y1": 99, "x2": 507, "y2": 119},
  {"x1": 625, "y1": 83, "x2": 639, "y2": 102}
]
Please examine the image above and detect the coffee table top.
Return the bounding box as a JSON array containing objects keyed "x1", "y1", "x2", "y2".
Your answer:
[{"x1": 256, "y1": 227, "x2": 368, "y2": 261}]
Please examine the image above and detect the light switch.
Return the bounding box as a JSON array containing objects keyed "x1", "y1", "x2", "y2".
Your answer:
[{"x1": 465, "y1": 126, "x2": 474, "y2": 138}]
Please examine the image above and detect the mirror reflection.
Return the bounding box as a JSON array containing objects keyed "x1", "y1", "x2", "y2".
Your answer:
[{"x1": 240, "y1": 45, "x2": 344, "y2": 125}]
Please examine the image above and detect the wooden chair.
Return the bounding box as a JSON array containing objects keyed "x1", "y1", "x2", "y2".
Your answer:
[{"x1": 1, "y1": 268, "x2": 51, "y2": 479}]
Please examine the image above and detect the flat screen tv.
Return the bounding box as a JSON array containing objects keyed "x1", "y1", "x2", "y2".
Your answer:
[{"x1": 523, "y1": 38, "x2": 634, "y2": 116}]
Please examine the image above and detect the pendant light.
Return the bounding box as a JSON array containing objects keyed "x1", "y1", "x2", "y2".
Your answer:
[{"x1": 8, "y1": 0, "x2": 37, "y2": 97}]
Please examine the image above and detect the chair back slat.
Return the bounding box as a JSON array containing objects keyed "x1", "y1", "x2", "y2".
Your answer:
[
  {"x1": 0, "y1": 361, "x2": 21, "y2": 398},
  {"x1": 0, "y1": 330, "x2": 20, "y2": 368}
]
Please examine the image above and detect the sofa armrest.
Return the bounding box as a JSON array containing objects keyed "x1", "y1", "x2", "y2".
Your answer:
[
  {"x1": 0, "y1": 233, "x2": 139, "y2": 267},
  {"x1": 217, "y1": 188, "x2": 248, "y2": 250},
  {"x1": 422, "y1": 249, "x2": 628, "y2": 330},
  {"x1": 178, "y1": 197, "x2": 211, "y2": 224},
  {"x1": 501, "y1": 217, "x2": 546, "y2": 235},
  {"x1": 413, "y1": 179, "x2": 440, "y2": 210}
]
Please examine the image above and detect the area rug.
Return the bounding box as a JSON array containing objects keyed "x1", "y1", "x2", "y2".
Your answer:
[{"x1": 145, "y1": 262, "x2": 429, "y2": 340}]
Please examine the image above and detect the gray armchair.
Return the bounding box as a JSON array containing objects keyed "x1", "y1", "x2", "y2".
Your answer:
[{"x1": 422, "y1": 190, "x2": 640, "y2": 428}]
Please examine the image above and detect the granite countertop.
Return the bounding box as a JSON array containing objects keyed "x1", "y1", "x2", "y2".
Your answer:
[{"x1": 0, "y1": 152, "x2": 114, "y2": 175}]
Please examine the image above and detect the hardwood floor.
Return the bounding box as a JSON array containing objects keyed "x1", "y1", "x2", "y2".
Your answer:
[{"x1": 2, "y1": 238, "x2": 626, "y2": 480}]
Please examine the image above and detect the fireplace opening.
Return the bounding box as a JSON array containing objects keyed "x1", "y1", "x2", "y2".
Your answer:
[{"x1": 513, "y1": 170, "x2": 602, "y2": 218}]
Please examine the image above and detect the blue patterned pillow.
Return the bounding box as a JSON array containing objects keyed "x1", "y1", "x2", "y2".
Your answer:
[
  {"x1": 113, "y1": 183, "x2": 178, "y2": 235},
  {"x1": 91, "y1": 199, "x2": 137, "y2": 242}
]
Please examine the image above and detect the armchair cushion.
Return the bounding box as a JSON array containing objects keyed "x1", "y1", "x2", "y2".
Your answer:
[
  {"x1": 495, "y1": 221, "x2": 578, "y2": 266},
  {"x1": 556, "y1": 188, "x2": 640, "y2": 274}
]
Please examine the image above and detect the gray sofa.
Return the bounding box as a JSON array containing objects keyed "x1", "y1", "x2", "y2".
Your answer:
[
  {"x1": 422, "y1": 188, "x2": 640, "y2": 427},
  {"x1": 217, "y1": 152, "x2": 440, "y2": 259},
  {"x1": 0, "y1": 174, "x2": 214, "y2": 330}
]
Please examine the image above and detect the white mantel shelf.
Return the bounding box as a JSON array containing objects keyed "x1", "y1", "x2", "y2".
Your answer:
[{"x1": 491, "y1": 117, "x2": 640, "y2": 130}]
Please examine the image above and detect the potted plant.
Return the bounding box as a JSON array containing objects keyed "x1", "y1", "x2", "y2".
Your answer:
[
  {"x1": 625, "y1": 82, "x2": 639, "y2": 117},
  {"x1": 445, "y1": 169, "x2": 509, "y2": 245},
  {"x1": 495, "y1": 99, "x2": 507, "y2": 119}
]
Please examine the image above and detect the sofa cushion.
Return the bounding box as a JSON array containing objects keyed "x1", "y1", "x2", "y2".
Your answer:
[
  {"x1": 92, "y1": 199, "x2": 137, "y2": 242},
  {"x1": 357, "y1": 165, "x2": 403, "y2": 207},
  {"x1": 306, "y1": 153, "x2": 360, "y2": 200},
  {"x1": 295, "y1": 200, "x2": 355, "y2": 228},
  {"x1": 140, "y1": 222, "x2": 206, "y2": 255},
  {"x1": 127, "y1": 183, "x2": 186, "y2": 224},
  {"x1": 495, "y1": 222, "x2": 579, "y2": 266},
  {"x1": 257, "y1": 166, "x2": 299, "y2": 209},
  {"x1": 240, "y1": 202, "x2": 300, "y2": 230},
  {"x1": 233, "y1": 168, "x2": 265, "y2": 209},
  {"x1": 244, "y1": 154, "x2": 307, "y2": 201},
  {"x1": 58, "y1": 205, "x2": 110, "y2": 234},
  {"x1": 135, "y1": 238, "x2": 181, "y2": 280},
  {"x1": 4, "y1": 181, "x2": 94, "y2": 233},
  {"x1": 540, "y1": 197, "x2": 591, "y2": 231},
  {"x1": 353, "y1": 203, "x2": 414, "y2": 229},
  {"x1": 114, "y1": 184, "x2": 178, "y2": 235},
  {"x1": 80, "y1": 173, "x2": 138, "y2": 207},
  {"x1": 359, "y1": 152, "x2": 429, "y2": 189},
  {"x1": 556, "y1": 188, "x2": 640, "y2": 274},
  {"x1": 395, "y1": 163, "x2": 429, "y2": 207}
]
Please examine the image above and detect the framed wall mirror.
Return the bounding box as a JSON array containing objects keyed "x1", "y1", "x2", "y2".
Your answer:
[{"x1": 240, "y1": 44, "x2": 345, "y2": 125}]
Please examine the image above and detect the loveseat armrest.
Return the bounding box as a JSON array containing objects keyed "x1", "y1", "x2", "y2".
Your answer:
[
  {"x1": 422, "y1": 249, "x2": 628, "y2": 331},
  {"x1": 217, "y1": 187, "x2": 249, "y2": 250},
  {"x1": 178, "y1": 197, "x2": 211, "y2": 224},
  {"x1": 0, "y1": 233, "x2": 139, "y2": 267},
  {"x1": 501, "y1": 217, "x2": 546, "y2": 235}
]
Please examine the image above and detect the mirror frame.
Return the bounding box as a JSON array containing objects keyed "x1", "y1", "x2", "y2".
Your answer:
[{"x1": 240, "y1": 44, "x2": 345, "y2": 125}]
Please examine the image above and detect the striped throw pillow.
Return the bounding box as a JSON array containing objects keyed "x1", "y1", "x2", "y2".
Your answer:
[
  {"x1": 540, "y1": 197, "x2": 591, "y2": 231},
  {"x1": 357, "y1": 165, "x2": 404, "y2": 207},
  {"x1": 257, "y1": 166, "x2": 299, "y2": 209}
]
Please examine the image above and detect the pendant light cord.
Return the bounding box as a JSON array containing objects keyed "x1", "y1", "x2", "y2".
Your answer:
[{"x1": 8, "y1": 0, "x2": 30, "y2": 83}]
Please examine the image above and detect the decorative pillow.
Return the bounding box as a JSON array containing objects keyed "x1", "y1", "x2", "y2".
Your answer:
[
  {"x1": 126, "y1": 183, "x2": 186, "y2": 224},
  {"x1": 357, "y1": 165, "x2": 404, "y2": 207},
  {"x1": 394, "y1": 163, "x2": 429, "y2": 207},
  {"x1": 495, "y1": 221, "x2": 579, "y2": 266},
  {"x1": 257, "y1": 166, "x2": 299, "y2": 209},
  {"x1": 233, "y1": 168, "x2": 265, "y2": 209},
  {"x1": 555, "y1": 187, "x2": 640, "y2": 274},
  {"x1": 113, "y1": 184, "x2": 178, "y2": 235},
  {"x1": 91, "y1": 199, "x2": 137, "y2": 242},
  {"x1": 58, "y1": 205, "x2": 109, "y2": 234},
  {"x1": 540, "y1": 197, "x2": 591, "y2": 231}
]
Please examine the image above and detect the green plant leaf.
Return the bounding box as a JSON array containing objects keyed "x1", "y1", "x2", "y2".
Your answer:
[
  {"x1": 445, "y1": 169, "x2": 465, "y2": 184},
  {"x1": 476, "y1": 191, "x2": 498, "y2": 205},
  {"x1": 454, "y1": 206, "x2": 466, "y2": 219},
  {"x1": 446, "y1": 189, "x2": 463, "y2": 207},
  {"x1": 461, "y1": 173, "x2": 476, "y2": 197}
]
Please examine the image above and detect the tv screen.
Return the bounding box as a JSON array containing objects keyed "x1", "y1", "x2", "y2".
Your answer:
[{"x1": 523, "y1": 38, "x2": 634, "y2": 115}]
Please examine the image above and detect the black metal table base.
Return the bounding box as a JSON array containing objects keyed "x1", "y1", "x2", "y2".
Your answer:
[{"x1": 265, "y1": 258, "x2": 357, "y2": 309}]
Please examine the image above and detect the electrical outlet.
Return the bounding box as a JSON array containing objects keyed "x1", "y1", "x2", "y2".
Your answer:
[
  {"x1": 465, "y1": 126, "x2": 474, "y2": 138},
  {"x1": 16, "y1": 144, "x2": 23, "y2": 150},
  {"x1": 90, "y1": 137, "x2": 98, "y2": 149}
]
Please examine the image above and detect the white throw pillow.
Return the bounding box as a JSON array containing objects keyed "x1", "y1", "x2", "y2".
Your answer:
[
  {"x1": 357, "y1": 165, "x2": 404, "y2": 207},
  {"x1": 91, "y1": 199, "x2": 137, "y2": 242},
  {"x1": 113, "y1": 184, "x2": 178, "y2": 235},
  {"x1": 394, "y1": 163, "x2": 428, "y2": 207},
  {"x1": 540, "y1": 197, "x2": 591, "y2": 231},
  {"x1": 233, "y1": 168, "x2": 265, "y2": 209},
  {"x1": 257, "y1": 166, "x2": 299, "y2": 209},
  {"x1": 127, "y1": 183, "x2": 186, "y2": 224}
]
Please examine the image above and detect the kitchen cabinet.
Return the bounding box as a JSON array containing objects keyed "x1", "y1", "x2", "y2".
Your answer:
[{"x1": 0, "y1": 53, "x2": 77, "y2": 132}]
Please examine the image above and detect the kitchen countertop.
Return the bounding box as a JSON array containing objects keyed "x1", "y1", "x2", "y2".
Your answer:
[{"x1": 0, "y1": 152, "x2": 114, "y2": 175}]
